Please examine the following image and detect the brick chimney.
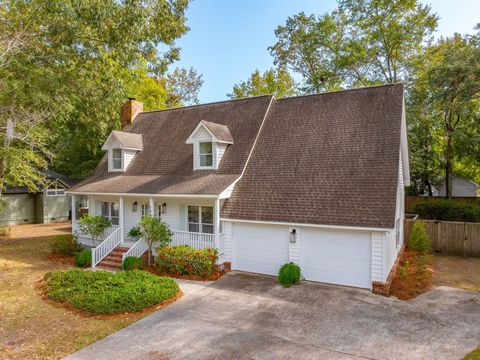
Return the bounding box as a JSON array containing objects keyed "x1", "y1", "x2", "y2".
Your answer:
[{"x1": 120, "y1": 98, "x2": 143, "y2": 129}]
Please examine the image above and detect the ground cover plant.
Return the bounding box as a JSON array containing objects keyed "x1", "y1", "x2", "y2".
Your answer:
[{"x1": 43, "y1": 269, "x2": 179, "y2": 314}]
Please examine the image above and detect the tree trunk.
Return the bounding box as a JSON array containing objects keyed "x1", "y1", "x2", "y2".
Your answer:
[{"x1": 445, "y1": 132, "x2": 453, "y2": 199}]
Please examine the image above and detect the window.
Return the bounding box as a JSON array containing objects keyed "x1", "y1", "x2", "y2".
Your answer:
[
  {"x1": 112, "y1": 149, "x2": 122, "y2": 170},
  {"x1": 101, "y1": 202, "x2": 119, "y2": 225},
  {"x1": 46, "y1": 181, "x2": 67, "y2": 196},
  {"x1": 141, "y1": 203, "x2": 150, "y2": 217},
  {"x1": 188, "y1": 206, "x2": 213, "y2": 233},
  {"x1": 199, "y1": 142, "x2": 213, "y2": 167}
]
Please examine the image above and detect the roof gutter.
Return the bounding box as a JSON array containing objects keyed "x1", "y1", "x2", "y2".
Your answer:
[{"x1": 67, "y1": 191, "x2": 218, "y2": 199}]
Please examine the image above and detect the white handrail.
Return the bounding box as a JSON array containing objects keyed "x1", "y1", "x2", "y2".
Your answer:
[
  {"x1": 122, "y1": 238, "x2": 148, "y2": 263},
  {"x1": 91, "y1": 226, "x2": 122, "y2": 268}
]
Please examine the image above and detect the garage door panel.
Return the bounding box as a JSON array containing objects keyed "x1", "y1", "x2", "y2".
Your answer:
[
  {"x1": 233, "y1": 223, "x2": 288, "y2": 276},
  {"x1": 301, "y1": 228, "x2": 371, "y2": 289}
]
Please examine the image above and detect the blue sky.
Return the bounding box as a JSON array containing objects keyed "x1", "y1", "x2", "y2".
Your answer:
[{"x1": 173, "y1": 0, "x2": 480, "y2": 103}]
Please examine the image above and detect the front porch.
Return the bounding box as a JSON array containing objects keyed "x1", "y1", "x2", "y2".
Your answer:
[{"x1": 71, "y1": 194, "x2": 225, "y2": 268}]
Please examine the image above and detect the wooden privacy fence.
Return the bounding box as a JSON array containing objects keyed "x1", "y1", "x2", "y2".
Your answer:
[{"x1": 404, "y1": 219, "x2": 480, "y2": 257}]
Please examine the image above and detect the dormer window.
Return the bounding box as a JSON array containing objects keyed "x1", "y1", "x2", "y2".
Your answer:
[
  {"x1": 112, "y1": 149, "x2": 122, "y2": 170},
  {"x1": 102, "y1": 130, "x2": 143, "y2": 173},
  {"x1": 186, "y1": 121, "x2": 233, "y2": 171},
  {"x1": 199, "y1": 142, "x2": 213, "y2": 167}
]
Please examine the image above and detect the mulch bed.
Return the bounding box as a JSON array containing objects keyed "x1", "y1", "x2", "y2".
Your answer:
[
  {"x1": 144, "y1": 262, "x2": 231, "y2": 282},
  {"x1": 35, "y1": 279, "x2": 183, "y2": 320},
  {"x1": 389, "y1": 249, "x2": 434, "y2": 300}
]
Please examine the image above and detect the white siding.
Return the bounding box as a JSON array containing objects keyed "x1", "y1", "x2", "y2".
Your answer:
[
  {"x1": 222, "y1": 221, "x2": 233, "y2": 262},
  {"x1": 371, "y1": 232, "x2": 384, "y2": 282},
  {"x1": 123, "y1": 150, "x2": 137, "y2": 170},
  {"x1": 288, "y1": 227, "x2": 300, "y2": 264},
  {"x1": 381, "y1": 147, "x2": 406, "y2": 282},
  {"x1": 216, "y1": 143, "x2": 228, "y2": 168}
]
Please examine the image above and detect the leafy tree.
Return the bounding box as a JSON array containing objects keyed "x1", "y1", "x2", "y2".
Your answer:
[
  {"x1": 410, "y1": 33, "x2": 480, "y2": 198},
  {"x1": 139, "y1": 215, "x2": 173, "y2": 266},
  {"x1": 165, "y1": 67, "x2": 204, "y2": 107},
  {"x1": 408, "y1": 221, "x2": 431, "y2": 252},
  {"x1": 269, "y1": 0, "x2": 438, "y2": 92},
  {"x1": 78, "y1": 214, "x2": 112, "y2": 247},
  {"x1": 1, "y1": 0, "x2": 192, "y2": 179},
  {"x1": 228, "y1": 68, "x2": 298, "y2": 99}
]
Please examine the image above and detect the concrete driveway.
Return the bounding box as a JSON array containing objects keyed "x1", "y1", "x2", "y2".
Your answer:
[{"x1": 66, "y1": 272, "x2": 480, "y2": 360}]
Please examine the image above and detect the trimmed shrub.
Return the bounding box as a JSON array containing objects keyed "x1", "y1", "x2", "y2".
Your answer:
[
  {"x1": 43, "y1": 269, "x2": 179, "y2": 314},
  {"x1": 74, "y1": 249, "x2": 91, "y2": 268},
  {"x1": 0, "y1": 226, "x2": 11, "y2": 238},
  {"x1": 52, "y1": 234, "x2": 82, "y2": 256},
  {"x1": 413, "y1": 200, "x2": 480, "y2": 222},
  {"x1": 408, "y1": 221, "x2": 431, "y2": 252},
  {"x1": 155, "y1": 245, "x2": 218, "y2": 278},
  {"x1": 122, "y1": 256, "x2": 144, "y2": 271},
  {"x1": 278, "y1": 262, "x2": 301, "y2": 288}
]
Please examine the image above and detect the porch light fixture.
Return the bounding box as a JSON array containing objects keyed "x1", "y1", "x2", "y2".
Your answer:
[
  {"x1": 132, "y1": 201, "x2": 138, "y2": 212},
  {"x1": 161, "y1": 203, "x2": 167, "y2": 214},
  {"x1": 289, "y1": 229, "x2": 297, "y2": 244}
]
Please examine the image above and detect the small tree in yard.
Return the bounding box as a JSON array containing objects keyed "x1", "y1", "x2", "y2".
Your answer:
[
  {"x1": 78, "y1": 214, "x2": 111, "y2": 247},
  {"x1": 139, "y1": 215, "x2": 173, "y2": 266},
  {"x1": 409, "y1": 221, "x2": 431, "y2": 253}
]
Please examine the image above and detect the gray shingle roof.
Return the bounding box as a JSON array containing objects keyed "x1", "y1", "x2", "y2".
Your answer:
[
  {"x1": 109, "y1": 130, "x2": 143, "y2": 150},
  {"x1": 221, "y1": 84, "x2": 404, "y2": 228},
  {"x1": 200, "y1": 121, "x2": 234, "y2": 143},
  {"x1": 70, "y1": 95, "x2": 273, "y2": 195},
  {"x1": 71, "y1": 84, "x2": 405, "y2": 228}
]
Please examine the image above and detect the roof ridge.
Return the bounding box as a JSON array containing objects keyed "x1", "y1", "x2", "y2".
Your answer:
[
  {"x1": 277, "y1": 83, "x2": 403, "y2": 101},
  {"x1": 139, "y1": 94, "x2": 273, "y2": 115}
]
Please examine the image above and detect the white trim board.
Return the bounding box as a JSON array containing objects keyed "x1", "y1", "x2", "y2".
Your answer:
[{"x1": 221, "y1": 217, "x2": 393, "y2": 232}]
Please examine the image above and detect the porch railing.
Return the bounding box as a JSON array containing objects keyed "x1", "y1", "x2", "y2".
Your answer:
[
  {"x1": 92, "y1": 226, "x2": 122, "y2": 268},
  {"x1": 73, "y1": 221, "x2": 120, "y2": 245},
  {"x1": 171, "y1": 230, "x2": 215, "y2": 249},
  {"x1": 122, "y1": 238, "x2": 148, "y2": 263}
]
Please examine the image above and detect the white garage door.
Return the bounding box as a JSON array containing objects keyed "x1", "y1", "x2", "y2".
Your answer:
[
  {"x1": 300, "y1": 228, "x2": 371, "y2": 289},
  {"x1": 232, "y1": 223, "x2": 289, "y2": 276}
]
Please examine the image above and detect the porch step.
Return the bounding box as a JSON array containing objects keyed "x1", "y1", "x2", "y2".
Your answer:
[{"x1": 96, "y1": 245, "x2": 130, "y2": 270}]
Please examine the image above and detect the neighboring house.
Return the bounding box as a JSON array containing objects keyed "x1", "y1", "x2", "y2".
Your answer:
[
  {"x1": 0, "y1": 170, "x2": 78, "y2": 226},
  {"x1": 69, "y1": 84, "x2": 409, "y2": 291},
  {"x1": 432, "y1": 176, "x2": 479, "y2": 197}
]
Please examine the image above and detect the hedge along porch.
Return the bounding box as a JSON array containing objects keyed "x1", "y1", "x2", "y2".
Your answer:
[{"x1": 71, "y1": 193, "x2": 225, "y2": 268}]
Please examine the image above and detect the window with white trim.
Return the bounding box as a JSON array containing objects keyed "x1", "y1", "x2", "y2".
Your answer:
[
  {"x1": 112, "y1": 148, "x2": 122, "y2": 170},
  {"x1": 199, "y1": 142, "x2": 213, "y2": 167},
  {"x1": 188, "y1": 206, "x2": 213, "y2": 233},
  {"x1": 101, "y1": 202, "x2": 119, "y2": 225},
  {"x1": 46, "y1": 181, "x2": 67, "y2": 196}
]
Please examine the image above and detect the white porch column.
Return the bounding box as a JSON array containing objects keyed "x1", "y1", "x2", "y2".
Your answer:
[
  {"x1": 119, "y1": 196, "x2": 125, "y2": 243},
  {"x1": 213, "y1": 198, "x2": 220, "y2": 251},
  {"x1": 149, "y1": 197, "x2": 155, "y2": 216},
  {"x1": 71, "y1": 194, "x2": 76, "y2": 224}
]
